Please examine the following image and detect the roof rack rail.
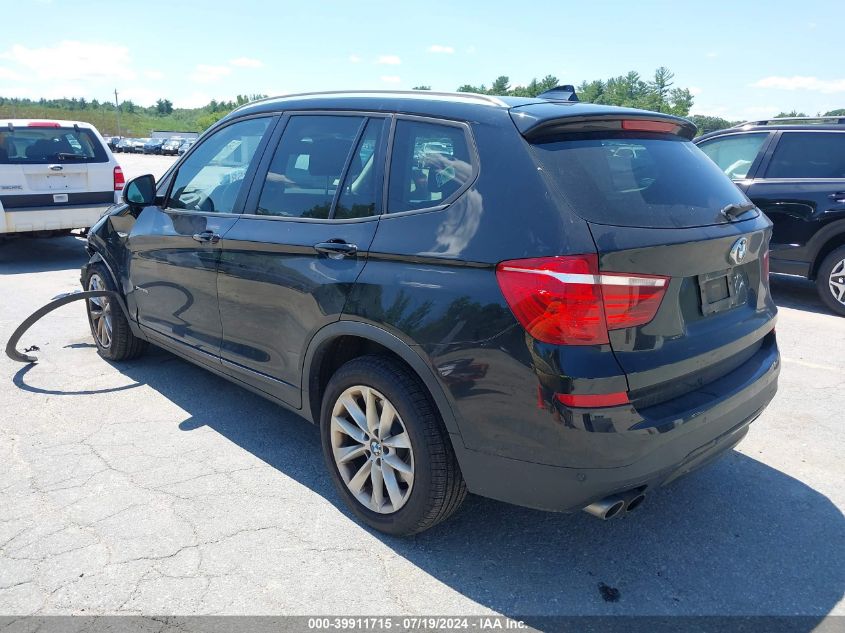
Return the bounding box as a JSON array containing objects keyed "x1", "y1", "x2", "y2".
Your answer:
[
  {"x1": 735, "y1": 115, "x2": 845, "y2": 127},
  {"x1": 230, "y1": 89, "x2": 509, "y2": 114}
]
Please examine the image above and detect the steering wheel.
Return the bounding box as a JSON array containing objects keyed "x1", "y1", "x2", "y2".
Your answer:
[{"x1": 176, "y1": 189, "x2": 215, "y2": 213}]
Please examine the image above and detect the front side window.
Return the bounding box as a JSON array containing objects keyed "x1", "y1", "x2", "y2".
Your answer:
[
  {"x1": 765, "y1": 132, "x2": 845, "y2": 179},
  {"x1": 387, "y1": 120, "x2": 474, "y2": 213},
  {"x1": 168, "y1": 117, "x2": 271, "y2": 214},
  {"x1": 697, "y1": 132, "x2": 768, "y2": 180},
  {"x1": 0, "y1": 126, "x2": 108, "y2": 164},
  {"x1": 256, "y1": 116, "x2": 364, "y2": 218}
]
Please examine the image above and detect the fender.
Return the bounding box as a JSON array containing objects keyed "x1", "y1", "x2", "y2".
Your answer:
[
  {"x1": 807, "y1": 217, "x2": 845, "y2": 278},
  {"x1": 301, "y1": 320, "x2": 464, "y2": 440},
  {"x1": 84, "y1": 250, "x2": 121, "y2": 290}
]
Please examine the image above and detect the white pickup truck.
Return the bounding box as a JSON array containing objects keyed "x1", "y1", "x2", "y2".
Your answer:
[{"x1": 0, "y1": 119, "x2": 123, "y2": 236}]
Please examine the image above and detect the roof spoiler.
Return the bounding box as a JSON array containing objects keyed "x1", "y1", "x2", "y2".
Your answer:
[{"x1": 537, "y1": 85, "x2": 579, "y2": 102}]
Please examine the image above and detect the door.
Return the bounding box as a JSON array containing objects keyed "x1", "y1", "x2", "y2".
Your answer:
[
  {"x1": 128, "y1": 116, "x2": 274, "y2": 357},
  {"x1": 743, "y1": 131, "x2": 845, "y2": 275},
  {"x1": 217, "y1": 114, "x2": 389, "y2": 405}
]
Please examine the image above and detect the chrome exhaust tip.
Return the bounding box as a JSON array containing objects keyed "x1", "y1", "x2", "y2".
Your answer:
[
  {"x1": 583, "y1": 496, "x2": 625, "y2": 520},
  {"x1": 624, "y1": 492, "x2": 646, "y2": 513}
]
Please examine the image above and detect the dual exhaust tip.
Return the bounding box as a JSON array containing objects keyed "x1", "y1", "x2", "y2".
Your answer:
[{"x1": 583, "y1": 489, "x2": 646, "y2": 520}]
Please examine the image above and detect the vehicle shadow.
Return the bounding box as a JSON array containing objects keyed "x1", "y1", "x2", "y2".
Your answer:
[
  {"x1": 0, "y1": 234, "x2": 88, "y2": 275},
  {"x1": 770, "y1": 273, "x2": 832, "y2": 316},
  {"x1": 12, "y1": 345, "x2": 844, "y2": 625},
  {"x1": 107, "y1": 347, "x2": 845, "y2": 623}
]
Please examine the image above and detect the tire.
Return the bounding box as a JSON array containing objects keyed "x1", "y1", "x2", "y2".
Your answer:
[
  {"x1": 83, "y1": 262, "x2": 148, "y2": 361},
  {"x1": 816, "y1": 246, "x2": 845, "y2": 316},
  {"x1": 320, "y1": 355, "x2": 466, "y2": 535}
]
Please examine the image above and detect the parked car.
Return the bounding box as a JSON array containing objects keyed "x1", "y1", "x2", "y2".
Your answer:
[
  {"x1": 177, "y1": 138, "x2": 196, "y2": 155},
  {"x1": 696, "y1": 116, "x2": 845, "y2": 315},
  {"x1": 115, "y1": 138, "x2": 133, "y2": 153},
  {"x1": 161, "y1": 138, "x2": 183, "y2": 155},
  {"x1": 0, "y1": 119, "x2": 122, "y2": 237},
  {"x1": 142, "y1": 138, "x2": 167, "y2": 154},
  {"x1": 127, "y1": 138, "x2": 148, "y2": 153},
  {"x1": 82, "y1": 89, "x2": 779, "y2": 535}
]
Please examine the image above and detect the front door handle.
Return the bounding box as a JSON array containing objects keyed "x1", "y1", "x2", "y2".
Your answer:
[
  {"x1": 192, "y1": 230, "x2": 220, "y2": 244},
  {"x1": 315, "y1": 240, "x2": 358, "y2": 260},
  {"x1": 829, "y1": 192, "x2": 845, "y2": 203}
]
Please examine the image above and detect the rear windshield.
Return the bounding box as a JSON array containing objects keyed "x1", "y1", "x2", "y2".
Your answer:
[
  {"x1": 530, "y1": 134, "x2": 753, "y2": 228},
  {"x1": 0, "y1": 126, "x2": 108, "y2": 164}
]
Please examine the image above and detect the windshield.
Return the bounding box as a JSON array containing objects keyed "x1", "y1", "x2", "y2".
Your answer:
[
  {"x1": 0, "y1": 126, "x2": 108, "y2": 164},
  {"x1": 530, "y1": 133, "x2": 754, "y2": 228}
]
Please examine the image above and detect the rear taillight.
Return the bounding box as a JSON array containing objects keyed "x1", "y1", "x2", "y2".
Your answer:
[
  {"x1": 495, "y1": 255, "x2": 668, "y2": 345},
  {"x1": 113, "y1": 166, "x2": 125, "y2": 191},
  {"x1": 27, "y1": 121, "x2": 61, "y2": 128}
]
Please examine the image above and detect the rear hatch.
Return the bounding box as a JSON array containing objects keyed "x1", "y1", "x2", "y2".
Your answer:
[
  {"x1": 517, "y1": 107, "x2": 777, "y2": 410},
  {"x1": 0, "y1": 123, "x2": 112, "y2": 209}
]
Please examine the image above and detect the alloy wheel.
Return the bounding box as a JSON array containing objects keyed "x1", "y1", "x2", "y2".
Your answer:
[
  {"x1": 330, "y1": 385, "x2": 414, "y2": 514},
  {"x1": 87, "y1": 274, "x2": 113, "y2": 349},
  {"x1": 829, "y1": 258, "x2": 845, "y2": 306}
]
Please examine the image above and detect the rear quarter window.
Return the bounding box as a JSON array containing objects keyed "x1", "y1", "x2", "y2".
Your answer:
[
  {"x1": 0, "y1": 127, "x2": 108, "y2": 164},
  {"x1": 765, "y1": 132, "x2": 845, "y2": 179},
  {"x1": 530, "y1": 133, "x2": 751, "y2": 228}
]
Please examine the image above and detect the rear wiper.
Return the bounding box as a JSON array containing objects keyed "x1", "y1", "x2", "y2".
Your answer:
[
  {"x1": 55, "y1": 152, "x2": 86, "y2": 160},
  {"x1": 720, "y1": 202, "x2": 756, "y2": 221}
]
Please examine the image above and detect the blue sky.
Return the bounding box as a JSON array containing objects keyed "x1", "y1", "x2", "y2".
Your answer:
[{"x1": 1, "y1": 0, "x2": 841, "y2": 119}]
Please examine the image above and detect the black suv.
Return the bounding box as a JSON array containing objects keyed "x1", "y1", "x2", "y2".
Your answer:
[
  {"x1": 696, "y1": 117, "x2": 845, "y2": 315},
  {"x1": 82, "y1": 90, "x2": 779, "y2": 535}
]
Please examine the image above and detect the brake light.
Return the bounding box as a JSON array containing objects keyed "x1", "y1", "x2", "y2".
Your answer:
[
  {"x1": 621, "y1": 119, "x2": 679, "y2": 134},
  {"x1": 495, "y1": 255, "x2": 668, "y2": 345},
  {"x1": 27, "y1": 121, "x2": 61, "y2": 128},
  {"x1": 113, "y1": 166, "x2": 125, "y2": 191}
]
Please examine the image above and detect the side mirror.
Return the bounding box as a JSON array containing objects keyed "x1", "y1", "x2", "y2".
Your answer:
[{"x1": 122, "y1": 174, "x2": 157, "y2": 207}]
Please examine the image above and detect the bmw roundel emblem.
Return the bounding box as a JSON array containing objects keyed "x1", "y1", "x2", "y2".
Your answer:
[{"x1": 729, "y1": 237, "x2": 748, "y2": 265}]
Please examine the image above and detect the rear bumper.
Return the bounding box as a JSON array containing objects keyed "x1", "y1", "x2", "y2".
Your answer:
[
  {"x1": 453, "y1": 337, "x2": 779, "y2": 512},
  {"x1": 0, "y1": 203, "x2": 113, "y2": 234}
]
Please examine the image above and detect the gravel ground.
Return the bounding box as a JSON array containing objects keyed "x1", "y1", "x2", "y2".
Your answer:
[{"x1": 0, "y1": 153, "x2": 843, "y2": 622}]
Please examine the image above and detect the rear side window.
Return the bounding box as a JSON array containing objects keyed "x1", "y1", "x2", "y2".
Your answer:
[
  {"x1": 256, "y1": 115, "x2": 364, "y2": 218},
  {"x1": 334, "y1": 118, "x2": 387, "y2": 220},
  {"x1": 387, "y1": 120, "x2": 474, "y2": 213},
  {"x1": 0, "y1": 126, "x2": 108, "y2": 164},
  {"x1": 697, "y1": 133, "x2": 768, "y2": 180},
  {"x1": 765, "y1": 132, "x2": 845, "y2": 179},
  {"x1": 531, "y1": 134, "x2": 751, "y2": 228}
]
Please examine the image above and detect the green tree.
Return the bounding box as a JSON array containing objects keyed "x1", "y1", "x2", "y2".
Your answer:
[
  {"x1": 489, "y1": 76, "x2": 511, "y2": 95},
  {"x1": 775, "y1": 110, "x2": 807, "y2": 118},
  {"x1": 156, "y1": 98, "x2": 173, "y2": 115},
  {"x1": 824, "y1": 108, "x2": 845, "y2": 116},
  {"x1": 412, "y1": 85, "x2": 431, "y2": 91}
]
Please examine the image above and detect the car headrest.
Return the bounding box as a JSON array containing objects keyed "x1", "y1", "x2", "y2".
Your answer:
[{"x1": 308, "y1": 138, "x2": 354, "y2": 177}]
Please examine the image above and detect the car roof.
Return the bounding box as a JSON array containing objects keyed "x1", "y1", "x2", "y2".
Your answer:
[
  {"x1": 696, "y1": 117, "x2": 845, "y2": 142},
  {"x1": 225, "y1": 90, "x2": 695, "y2": 137},
  {"x1": 0, "y1": 119, "x2": 98, "y2": 130}
]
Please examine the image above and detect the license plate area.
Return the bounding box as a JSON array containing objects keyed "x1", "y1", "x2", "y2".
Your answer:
[{"x1": 699, "y1": 268, "x2": 739, "y2": 316}]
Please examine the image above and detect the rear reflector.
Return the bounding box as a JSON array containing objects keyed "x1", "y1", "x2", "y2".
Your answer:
[
  {"x1": 27, "y1": 121, "x2": 61, "y2": 128},
  {"x1": 495, "y1": 255, "x2": 668, "y2": 345},
  {"x1": 556, "y1": 392, "x2": 630, "y2": 408},
  {"x1": 113, "y1": 166, "x2": 125, "y2": 191},
  {"x1": 621, "y1": 119, "x2": 680, "y2": 134}
]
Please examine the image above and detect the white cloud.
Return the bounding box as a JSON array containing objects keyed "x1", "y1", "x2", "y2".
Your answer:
[
  {"x1": 229, "y1": 57, "x2": 263, "y2": 68},
  {"x1": 706, "y1": 51, "x2": 719, "y2": 58},
  {"x1": 427, "y1": 45, "x2": 454, "y2": 54},
  {"x1": 348, "y1": 54, "x2": 362, "y2": 63},
  {"x1": 377, "y1": 55, "x2": 401, "y2": 65},
  {"x1": 0, "y1": 41, "x2": 136, "y2": 82},
  {"x1": 380, "y1": 75, "x2": 401, "y2": 84},
  {"x1": 0, "y1": 66, "x2": 21, "y2": 81},
  {"x1": 190, "y1": 64, "x2": 232, "y2": 84},
  {"x1": 750, "y1": 75, "x2": 845, "y2": 94},
  {"x1": 143, "y1": 70, "x2": 164, "y2": 80}
]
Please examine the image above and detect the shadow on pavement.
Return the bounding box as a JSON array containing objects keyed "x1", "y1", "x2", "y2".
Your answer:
[
  {"x1": 0, "y1": 234, "x2": 88, "y2": 275},
  {"x1": 10, "y1": 343, "x2": 844, "y2": 625},
  {"x1": 769, "y1": 274, "x2": 832, "y2": 316}
]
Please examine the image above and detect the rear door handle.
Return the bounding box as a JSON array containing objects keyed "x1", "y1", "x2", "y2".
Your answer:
[
  {"x1": 315, "y1": 240, "x2": 358, "y2": 259},
  {"x1": 829, "y1": 192, "x2": 845, "y2": 203},
  {"x1": 192, "y1": 230, "x2": 220, "y2": 244}
]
